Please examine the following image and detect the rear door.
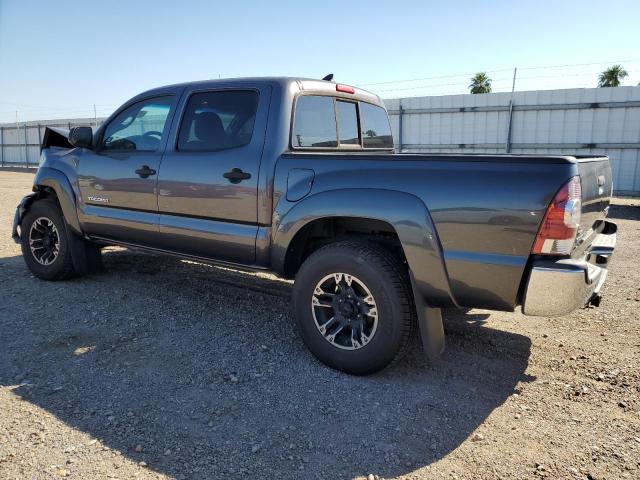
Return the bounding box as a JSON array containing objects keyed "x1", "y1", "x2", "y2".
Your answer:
[
  {"x1": 77, "y1": 95, "x2": 177, "y2": 246},
  {"x1": 156, "y1": 86, "x2": 271, "y2": 264}
]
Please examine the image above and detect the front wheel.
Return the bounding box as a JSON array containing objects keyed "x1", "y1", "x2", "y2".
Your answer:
[
  {"x1": 292, "y1": 240, "x2": 416, "y2": 375},
  {"x1": 20, "y1": 199, "x2": 76, "y2": 280}
]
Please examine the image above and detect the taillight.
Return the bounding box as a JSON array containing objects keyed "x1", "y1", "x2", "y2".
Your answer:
[
  {"x1": 532, "y1": 176, "x2": 582, "y2": 255},
  {"x1": 336, "y1": 84, "x2": 355, "y2": 94}
]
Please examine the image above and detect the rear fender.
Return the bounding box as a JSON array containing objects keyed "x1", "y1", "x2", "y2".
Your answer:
[{"x1": 272, "y1": 188, "x2": 457, "y2": 308}]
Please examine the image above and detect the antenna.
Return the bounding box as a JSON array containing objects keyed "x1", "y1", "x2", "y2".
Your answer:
[{"x1": 322, "y1": 73, "x2": 334, "y2": 81}]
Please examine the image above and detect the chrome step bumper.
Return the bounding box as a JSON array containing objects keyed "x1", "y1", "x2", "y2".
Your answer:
[{"x1": 522, "y1": 221, "x2": 616, "y2": 317}]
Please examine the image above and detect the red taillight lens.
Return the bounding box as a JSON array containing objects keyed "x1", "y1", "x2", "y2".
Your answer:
[
  {"x1": 532, "y1": 176, "x2": 582, "y2": 255},
  {"x1": 336, "y1": 84, "x2": 355, "y2": 94}
]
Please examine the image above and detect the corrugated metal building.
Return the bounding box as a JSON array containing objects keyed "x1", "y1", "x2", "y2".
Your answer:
[{"x1": 385, "y1": 86, "x2": 640, "y2": 195}]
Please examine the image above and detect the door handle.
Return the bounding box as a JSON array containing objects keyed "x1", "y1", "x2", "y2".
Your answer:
[
  {"x1": 135, "y1": 165, "x2": 156, "y2": 178},
  {"x1": 223, "y1": 168, "x2": 251, "y2": 184}
]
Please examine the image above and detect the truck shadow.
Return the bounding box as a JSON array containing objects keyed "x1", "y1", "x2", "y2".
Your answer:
[
  {"x1": 1, "y1": 250, "x2": 533, "y2": 479},
  {"x1": 607, "y1": 203, "x2": 640, "y2": 221}
]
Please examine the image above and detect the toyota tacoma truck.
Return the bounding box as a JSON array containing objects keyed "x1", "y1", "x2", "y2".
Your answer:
[{"x1": 12, "y1": 77, "x2": 617, "y2": 375}]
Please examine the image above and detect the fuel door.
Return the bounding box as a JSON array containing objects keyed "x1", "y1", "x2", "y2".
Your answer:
[{"x1": 286, "y1": 168, "x2": 315, "y2": 202}]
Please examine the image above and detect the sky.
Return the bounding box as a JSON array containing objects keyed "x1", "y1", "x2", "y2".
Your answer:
[{"x1": 1, "y1": 0, "x2": 639, "y2": 123}]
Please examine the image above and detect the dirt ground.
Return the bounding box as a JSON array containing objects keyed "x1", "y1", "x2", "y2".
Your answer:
[{"x1": 0, "y1": 169, "x2": 638, "y2": 480}]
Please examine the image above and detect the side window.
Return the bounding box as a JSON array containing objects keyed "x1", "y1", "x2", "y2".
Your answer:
[
  {"x1": 292, "y1": 96, "x2": 337, "y2": 148},
  {"x1": 336, "y1": 101, "x2": 359, "y2": 145},
  {"x1": 360, "y1": 102, "x2": 393, "y2": 149},
  {"x1": 102, "y1": 97, "x2": 173, "y2": 151},
  {"x1": 178, "y1": 90, "x2": 259, "y2": 152}
]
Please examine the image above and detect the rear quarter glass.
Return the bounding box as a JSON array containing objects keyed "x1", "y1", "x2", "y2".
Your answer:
[{"x1": 360, "y1": 102, "x2": 393, "y2": 149}]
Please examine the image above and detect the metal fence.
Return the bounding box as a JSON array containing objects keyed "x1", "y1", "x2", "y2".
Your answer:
[
  {"x1": 385, "y1": 86, "x2": 640, "y2": 195},
  {"x1": 0, "y1": 118, "x2": 105, "y2": 168}
]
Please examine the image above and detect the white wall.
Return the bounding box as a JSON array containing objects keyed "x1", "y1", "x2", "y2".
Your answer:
[
  {"x1": 385, "y1": 86, "x2": 640, "y2": 195},
  {"x1": 0, "y1": 118, "x2": 105, "y2": 167}
]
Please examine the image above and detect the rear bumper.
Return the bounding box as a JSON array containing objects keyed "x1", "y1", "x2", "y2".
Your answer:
[{"x1": 522, "y1": 221, "x2": 616, "y2": 316}]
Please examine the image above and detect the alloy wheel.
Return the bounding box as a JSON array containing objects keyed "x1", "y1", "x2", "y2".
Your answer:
[
  {"x1": 28, "y1": 217, "x2": 60, "y2": 266},
  {"x1": 311, "y1": 272, "x2": 379, "y2": 350}
]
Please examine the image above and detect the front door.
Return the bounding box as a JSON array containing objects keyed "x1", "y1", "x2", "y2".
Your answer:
[
  {"x1": 156, "y1": 87, "x2": 270, "y2": 264},
  {"x1": 77, "y1": 95, "x2": 176, "y2": 246}
]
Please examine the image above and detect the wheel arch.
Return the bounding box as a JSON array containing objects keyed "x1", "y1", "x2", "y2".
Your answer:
[
  {"x1": 281, "y1": 216, "x2": 405, "y2": 278},
  {"x1": 272, "y1": 188, "x2": 457, "y2": 308},
  {"x1": 16, "y1": 171, "x2": 101, "y2": 277},
  {"x1": 32, "y1": 167, "x2": 82, "y2": 235}
]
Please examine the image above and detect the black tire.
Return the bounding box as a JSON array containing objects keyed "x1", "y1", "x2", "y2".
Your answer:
[
  {"x1": 20, "y1": 199, "x2": 76, "y2": 281},
  {"x1": 292, "y1": 240, "x2": 416, "y2": 375}
]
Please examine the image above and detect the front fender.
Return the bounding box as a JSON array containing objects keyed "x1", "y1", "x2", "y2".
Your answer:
[
  {"x1": 272, "y1": 188, "x2": 457, "y2": 308},
  {"x1": 33, "y1": 167, "x2": 82, "y2": 235}
]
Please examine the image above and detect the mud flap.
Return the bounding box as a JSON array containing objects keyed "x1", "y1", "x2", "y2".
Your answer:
[
  {"x1": 410, "y1": 272, "x2": 445, "y2": 361},
  {"x1": 65, "y1": 226, "x2": 103, "y2": 276}
]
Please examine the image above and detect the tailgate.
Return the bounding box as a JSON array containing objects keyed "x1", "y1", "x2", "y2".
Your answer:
[{"x1": 576, "y1": 156, "x2": 613, "y2": 237}]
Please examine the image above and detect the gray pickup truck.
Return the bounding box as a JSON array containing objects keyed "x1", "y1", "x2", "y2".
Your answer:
[{"x1": 12, "y1": 77, "x2": 617, "y2": 374}]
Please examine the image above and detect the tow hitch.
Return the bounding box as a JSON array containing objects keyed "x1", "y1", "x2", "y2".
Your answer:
[{"x1": 586, "y1": 293, "x2": 602, "y2": 308}]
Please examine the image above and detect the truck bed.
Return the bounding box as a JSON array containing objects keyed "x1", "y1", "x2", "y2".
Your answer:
[{"x1": 275, "y1": 152, "x2": 612, "y2": 311}]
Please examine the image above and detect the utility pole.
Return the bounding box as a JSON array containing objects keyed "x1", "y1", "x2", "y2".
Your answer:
[
  {"x1": 93, "y1": 104, "x2": 98, "y2": 127},
  {"x1": 505, "y1": 67, "x2": 517, "y2": 153},
  {"x1": 398, "y1": 103, "x2": 404, "y2": 152},
  {"x1": 24, "y1": 121, "x2": 29, "y2": 168},
  {"x1": 15, "y1": 111, "x2": 22, "y2": 165}
]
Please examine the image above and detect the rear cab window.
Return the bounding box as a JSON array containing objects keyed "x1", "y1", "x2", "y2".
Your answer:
[
  {"x1": 291, "y1": 96, "x2": 337, "y2": 148},
  {"x1": 291, "y1": 94, "x2": 393, "y2": 150},
  {"x1": 360, "y1": 102, "x2": 393, "y2": 149},
  {"x1": 336, "y1": 101, "x2": 359, "y2": 146}
]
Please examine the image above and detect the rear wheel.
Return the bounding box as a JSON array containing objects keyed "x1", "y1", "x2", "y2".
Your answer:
[
  {"x1": 293, "y1": 240, "x2": 416, "y2": 375},
  {"x1": 20, "y1": 199, "x2": 76, "y2": 280}
]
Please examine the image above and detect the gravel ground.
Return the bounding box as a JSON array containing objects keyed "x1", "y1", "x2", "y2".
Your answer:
[{"x1": 0, "y1": 169, "x2": 639, "y2": 480}]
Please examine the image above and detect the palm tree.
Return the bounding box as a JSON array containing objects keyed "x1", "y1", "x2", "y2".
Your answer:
[
  {"x1": 598, "y1": 65, "x2": 628, "y2": 87},
  {"x1": 469, "y1": 73, "x2": 492, "y2": 94}
]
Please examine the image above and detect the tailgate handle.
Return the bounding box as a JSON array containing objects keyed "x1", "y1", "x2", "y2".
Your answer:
[{"x1": 597, "y1": 175, "x2": 605, "y2": 186}]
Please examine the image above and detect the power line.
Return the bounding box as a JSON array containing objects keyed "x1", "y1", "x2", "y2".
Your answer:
[
  {"x1": 509, "y1": 70, "x2": 640, "y2": 81},
  {"x1": 2, "y1": 59, "x2": 639, "y2": 120},
  {"x1": 517, "y1": 59, "x2": 640, "y2": 71},
  {"x1": 375, "y1": 78, "x2": 511, "y2": 93},
  {"x1": 359, "y1": 59, "x2": 640, "y2": 87},
  {"x1": 374, "y1": 69, "x2": 640, "y2": 94},
  {"x1": 0, "y1": 100, "x2": 119, "y2": 110},
  {"x1": 360, "y1": 68, "x2": 514, "y2": 87}
]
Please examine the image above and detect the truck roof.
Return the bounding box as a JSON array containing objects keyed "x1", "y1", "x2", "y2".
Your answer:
[{"x1": 136, "y1": 76, "x2": 384, "y2": 107}]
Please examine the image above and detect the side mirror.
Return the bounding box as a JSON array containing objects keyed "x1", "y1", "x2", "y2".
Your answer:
[{"x1": 68, "y1": 126, "x2": 93, "y2": 149}]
